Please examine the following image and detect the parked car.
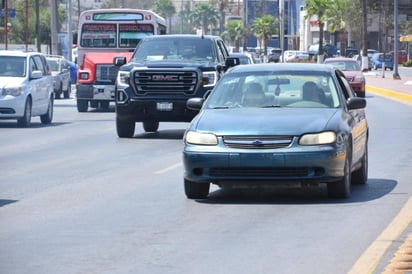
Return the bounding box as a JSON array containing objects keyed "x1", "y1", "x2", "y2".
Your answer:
[
  {"x1": 370, "y1": 52, "x2": 393, "y2": 70},
  {"x1": 229, "y1": 52, "x2": 256, "y2": 64},
  {"x1": 344, "y1": 47, "x2": 359, "y2": 57},
  {"x1": 308, "y1": 44, "x2": 338, "y2": 59},
  {"x1": 46, "y1": 55, "x2": 71, "y2": 99},
  {"x1": 324, "y1": 57, "x2": 366, "y2": 97},
  {"x1": 388, "y1": 50, "x2": 408, "y2": 64},
  {"x1": 282, "y1": 50, "x2": 309, "y2": 62},
  {"x1": 183, "y1": 63, "x2": 368, "y2": 199},
  {"x1": 353, "y1": 54, "x2": 373, "y2": 71},
  {"x1": 0, "y1": 50, "x2": 54, "y2": 127},
  {"x1": 268, "y1": 48, "x2": 282, "y2": 63}
]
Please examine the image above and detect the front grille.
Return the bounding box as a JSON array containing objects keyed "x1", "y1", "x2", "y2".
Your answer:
[
  {"x1": 0, "y1": 108, "x2": 15, "y2": 114},
  {"x1": 133, "y1": 70, "x2": 198, "y2": 94},
  {"x1": 96, "y1": 65, "x2": 119, "y2": 84},
  {"x1": 346, "y1": 77, "x2": 354, "y2": 82},
  {"x1": 223, "y1": 136, "x2": 293, "y2": 149},
  {"x1": 209, "y1": 167, "x2": 317, "y2": 177}
]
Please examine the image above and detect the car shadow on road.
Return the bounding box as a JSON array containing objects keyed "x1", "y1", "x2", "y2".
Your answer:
[
  {"x1": 196, "y1": 178, "x2": 397, "y2": 204},
  {"x1": 0, "y1": 199, "x2": 18, "y2": 207},
  {"x1": 133, "y1": 129, "x2": 186, "y2": 140}
]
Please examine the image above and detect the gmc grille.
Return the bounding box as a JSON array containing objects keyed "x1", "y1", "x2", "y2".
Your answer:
[
  {"x1": 133, "y1": 70, "x2": 198, "y2": 94},
  {"x1": 96, "y1": 65, "x2": 119, "y2": 84}
]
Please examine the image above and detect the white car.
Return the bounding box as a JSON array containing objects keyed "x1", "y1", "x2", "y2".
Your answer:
[{"x1": 0, "y1": 50, "x2": 54, "y2": 127}]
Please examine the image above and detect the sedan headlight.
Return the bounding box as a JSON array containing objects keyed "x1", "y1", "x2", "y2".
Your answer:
[
  {"x1": 202, "y1": 71, "x2": 218, "y2": 87},
  {"x1": 299, "y1": 131, "x2": 336, "y2": 145},
  {"x1": 185, "y1": 131, "x2": 218, "y2": 145},
  {"x1": 2, "y1": 87, "x2": 23, "y2": 96}
]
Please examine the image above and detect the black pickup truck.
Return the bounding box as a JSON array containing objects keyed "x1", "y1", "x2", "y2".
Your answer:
[{"x1": 113, "y1": 34, "x2": 239, "y2": 138}]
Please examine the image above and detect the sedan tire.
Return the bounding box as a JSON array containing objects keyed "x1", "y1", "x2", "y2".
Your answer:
[
  {"x1": 184, "y1": 179, "x2": 210, "y2": 199},
  {"x1": 327, "y1": 152, "x2": 351, "y2": 198},
  {"x1": 352, "y1": 144, "x2": 368, "y2": 184}
]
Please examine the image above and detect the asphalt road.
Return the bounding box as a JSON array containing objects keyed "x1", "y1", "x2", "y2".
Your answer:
[{"x1": 1, "y1": 88, "x2": 412, "y2": 274}]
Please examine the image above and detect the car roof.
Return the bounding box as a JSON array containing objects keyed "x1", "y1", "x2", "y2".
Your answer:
[
  {"x1": 0, "y1": 50, "x2": 42, "y2": 57},
  {"x1": 325, "y1": 57, "x2": 357, "y2": 62},
  {"x1": 228, "y1": 63, "x2": 335, "y2": 73},
  {"x1": 143, "y1": 34, "x2": 223, "y2": 41}
]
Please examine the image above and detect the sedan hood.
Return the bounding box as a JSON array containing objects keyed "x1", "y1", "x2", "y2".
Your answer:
[{"x1": 191, "y1": 108, "x2": 340, "y2": 135}]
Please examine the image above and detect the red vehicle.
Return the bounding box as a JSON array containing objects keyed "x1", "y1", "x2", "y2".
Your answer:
[
  {"x1": 75, "y1": 8, "x2": 167, "y2": 112},
  {"x1": 324, "y1": 57, "x2": 365, "y2": 97},
  {"x1": 388, "y1": 50, "x2": 408, "y2": 64}
]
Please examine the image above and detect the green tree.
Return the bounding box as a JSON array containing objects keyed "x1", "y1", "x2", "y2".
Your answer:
[
  {"x1": 217, "y1": 0, "x2": 229, "y2": 34},
  {"x1": 221, "y1": 20, "x2": 243, "y2": 50},
  {"x1": 305, "y1": 0, "x2": 333, "y2": 62},
  {"x1": 178, "y1": 2, "x2": 195, "y2": 34},
  {"x1": 252, "y1": 15, "x2": 278, "y2": 59},
  {"x1": 153, "y1": 0, "x2": 176, "y2": 33},
  {"x1": 325, "y1": 0, "x2": 348, "y2": 56},
  {"x1": 190, "y1": 2, "x2": 219, "y2": 35}
]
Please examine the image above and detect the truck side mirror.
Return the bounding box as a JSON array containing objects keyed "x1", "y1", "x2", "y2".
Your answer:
[{"x1": 114, "y1": 57, "x2": 127, "y2": 66}]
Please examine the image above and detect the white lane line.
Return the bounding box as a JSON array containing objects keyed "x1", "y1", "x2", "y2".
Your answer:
[{"x1": 154, "y1": 162, "x2": 182, "y2": 174}]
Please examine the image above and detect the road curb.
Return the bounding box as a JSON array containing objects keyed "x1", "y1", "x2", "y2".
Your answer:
[
  {"x1": 366, "y1": 85, "x2": 412, "y2": 104},
  {"x1": 349, "y1": 197, "x2": 412, "y2": 274}
]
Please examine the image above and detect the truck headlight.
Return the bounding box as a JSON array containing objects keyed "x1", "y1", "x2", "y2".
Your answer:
[
  {"x1": 117, "y1": 71, "x2": 130, "y2": 87},
  {"x1": 202, "y1": 71, "x2": 218, "y2": 87}
]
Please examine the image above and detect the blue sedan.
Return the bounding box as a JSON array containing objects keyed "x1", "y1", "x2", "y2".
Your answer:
[{"x1": 183, "y1": 63, "x2": 369, "y2": 199}]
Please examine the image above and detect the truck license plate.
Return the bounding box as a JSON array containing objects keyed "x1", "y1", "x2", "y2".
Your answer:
[{"x1": 157, "y1": 102, "x2": 173, "y2": 111}]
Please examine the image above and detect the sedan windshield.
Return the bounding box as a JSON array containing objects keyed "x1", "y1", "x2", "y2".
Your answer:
[{"x1": 206, "y1": 70, "x2": 341, "y2": 109}]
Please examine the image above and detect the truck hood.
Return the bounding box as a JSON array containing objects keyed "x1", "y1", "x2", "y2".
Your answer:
[{"x1": 120, "y1": 60, "x2": 216, "y2": 71}]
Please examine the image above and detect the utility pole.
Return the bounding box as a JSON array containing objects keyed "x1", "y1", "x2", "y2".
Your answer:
[
  {"x1": 50, "y1": 0, "x2": 58, "y2": 54},
  {"x1": 279, "y1": 0, "x2": 284, "y2": 62},
  {"x1": 393, "y1": 0, "x2": 400, "y2": 79}
]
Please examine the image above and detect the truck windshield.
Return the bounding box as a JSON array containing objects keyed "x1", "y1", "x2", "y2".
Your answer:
[{"x1": 132, "y1": 38, "x2": 215, "y2": 62}]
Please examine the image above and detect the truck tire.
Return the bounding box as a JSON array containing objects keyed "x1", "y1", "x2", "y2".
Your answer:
[
  {"x1": 77, "y1": 99, "x2": 88, "y2": 112},
  {"x1": 117, "y1": 118, "x2": 135, "y2": 138},
  {"x1": 143, "y1": 120, "x2": 159, "y2": 132}
]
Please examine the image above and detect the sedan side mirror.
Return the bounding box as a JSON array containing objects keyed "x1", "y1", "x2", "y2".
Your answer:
[
  {"x1": 187, "y1": 98, "x2": 204, "y2": 110},
  {"x1": 347, "y1": 97, "x2": 366, "y2": 110}
]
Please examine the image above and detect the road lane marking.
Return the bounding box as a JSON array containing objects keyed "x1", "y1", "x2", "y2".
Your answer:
[
  {"x1": 348, "y1": 197, "x2": 412, "y2": 274},
  {"x1": 154, "y1": 162, "x2": 182, "y2": 174}
]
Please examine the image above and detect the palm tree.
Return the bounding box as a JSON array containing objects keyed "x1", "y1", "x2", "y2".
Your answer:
[
  {"x1": 253, "y1": 15, "x2": 278, "y2": 61},
  {"x1": 221, "y1": 20, "x2": 243, "y2": 50},
  {"x1": 217, "y1": 0, "x2": 229, "y2": 34},
  {"x1": 190, "y1": 2, "x2": 220, "y2": 35},
  {"x1": 153, "y1": 0, "x2": 176, "y2": 33},
  {"x1": 305, "y1": 0, "x2": 333, "y2": 63}
]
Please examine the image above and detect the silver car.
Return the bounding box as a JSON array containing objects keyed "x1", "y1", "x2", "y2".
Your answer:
[
  {"x1": 0, "y1": 50, "x2": 54, "y2": 127},
  {"x1": 46, "y1": 55, "x2": 71, "y2": 99}
]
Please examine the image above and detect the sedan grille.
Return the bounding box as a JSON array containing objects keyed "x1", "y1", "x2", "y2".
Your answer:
[
  {"x1": 133, "y1": 70, "x2": 198, "y2": 94},
  {"x1": 96, "y1": 65, "x2": 119, "y2": 84},
  {"x1": 345, "y1": 77, "x2": 354, "y2": 82},
  {"x1": 223, "y1": 136, "x2": 293, "y2": 149}
]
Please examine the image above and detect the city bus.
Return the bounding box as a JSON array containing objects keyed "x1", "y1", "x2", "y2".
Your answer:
[{"x1": 75, "y1": 9, "x2": 167, "y2": 112}]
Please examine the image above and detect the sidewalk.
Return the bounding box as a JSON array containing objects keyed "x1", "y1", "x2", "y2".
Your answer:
[
  {"x1": 364, "y1": 69, "x2": 412, "y2": 103},
  {"x1": 362, "y1": 69, "x2": 412, "y2": 273}
]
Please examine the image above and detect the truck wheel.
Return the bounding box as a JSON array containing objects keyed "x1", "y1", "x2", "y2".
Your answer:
[
  {"x1": 63, "y1": 83, "x2": 71, "y2": 99},
  {"x1": 100, "y1": 101, "x2": 110, "y2": 109},
  {"x1": 116, "y1": 118, "x2": 135, "y2": 138},
  {"x1": 143, "y1": 120, "x2": 159, "y2": 132},
  {"x1": 77, "y1": 99, "x2": 88, "y2": 112},
  {"x1": 90, "y1": 101, "x2": 98, "y2": 108},
  {"x1": 184, "y1": 179, "x2": 210, "y2": 199}
]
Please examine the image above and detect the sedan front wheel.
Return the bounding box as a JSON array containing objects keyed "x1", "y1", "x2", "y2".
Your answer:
[
  {"x1": 184, "y1": 179, "x2": 210, "y2": 199},
  {"x1": 327, "y1": 153, "x2": 351, "y2": 199}
]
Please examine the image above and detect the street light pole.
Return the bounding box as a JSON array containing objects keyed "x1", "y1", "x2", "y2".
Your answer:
[{"x1": 4, "y1": 0, "x2": 8, "y2": 50}]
